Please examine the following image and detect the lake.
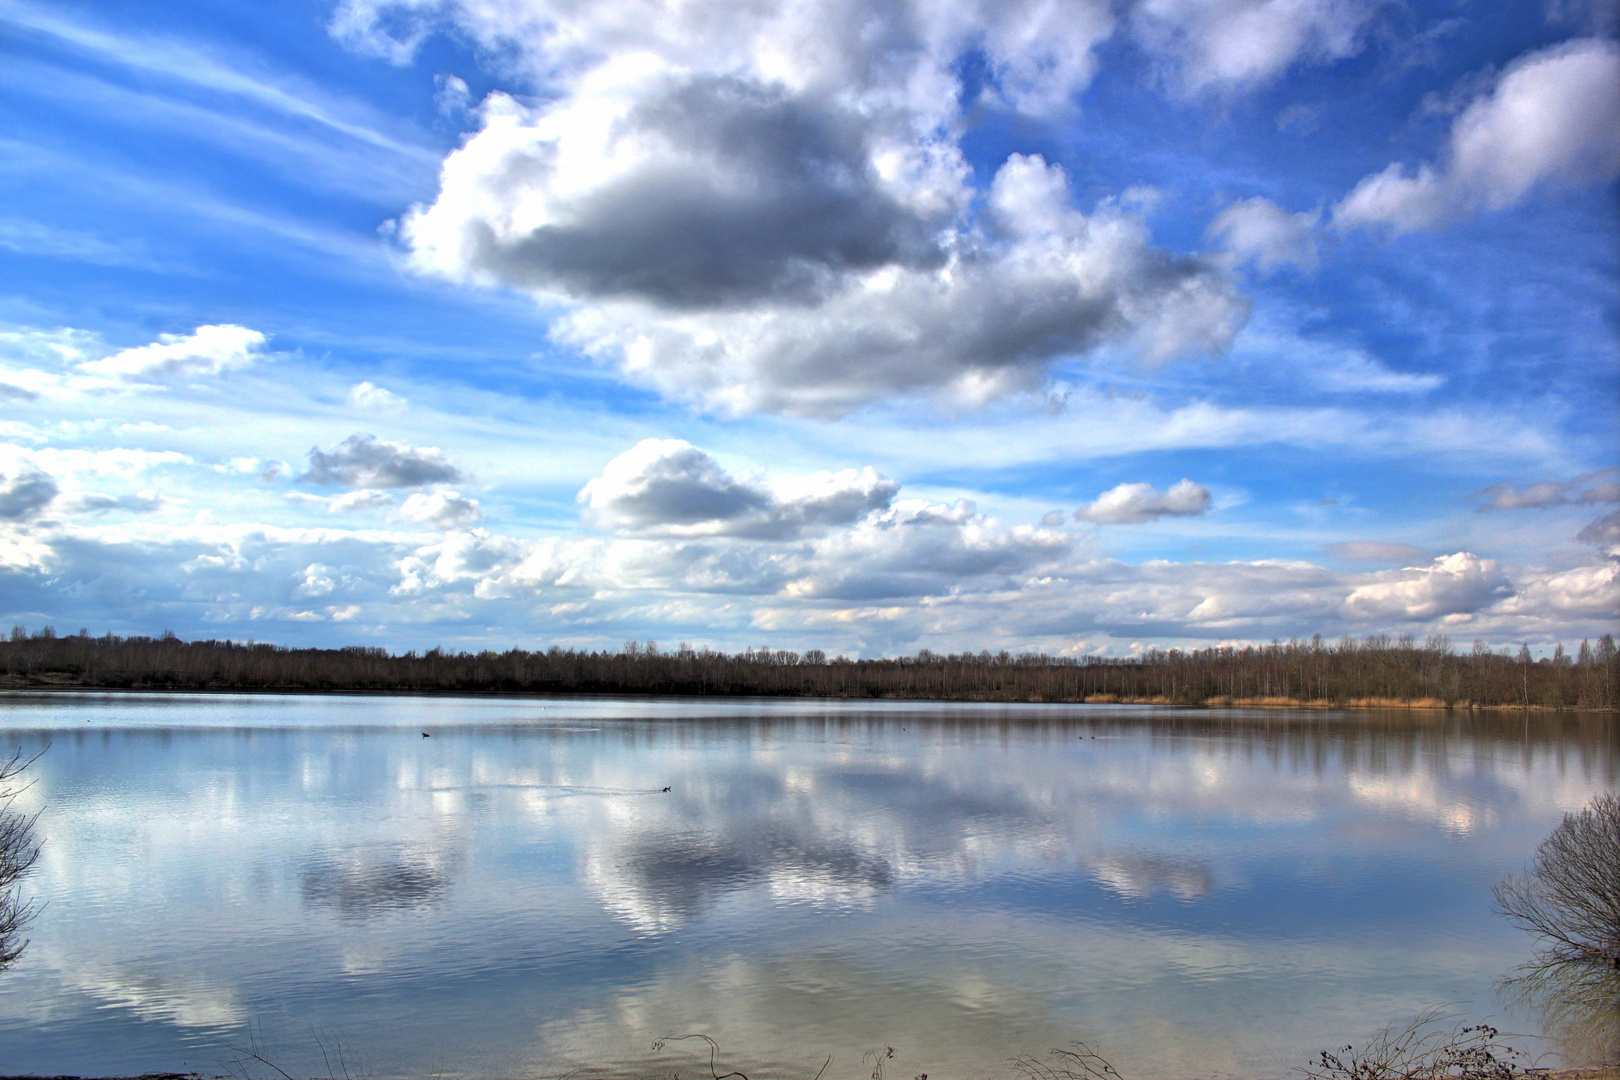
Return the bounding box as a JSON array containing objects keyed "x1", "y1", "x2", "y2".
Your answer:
[{"x1": 0, "y1": 694, "x2": 1613, "y2": 1080}]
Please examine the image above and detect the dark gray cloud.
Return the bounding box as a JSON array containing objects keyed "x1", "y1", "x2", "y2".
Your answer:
[
  {"x1": 1577, "y1": 509, "x2": 1620, "y2": 544},
  {"x1": 0, "y1": 460, "x2": 58, "y2": 520},
  {"x1": 1325, "y1": 541, "x2": 1427, "y2": 565},
  {"x1": 1475, "y1": 469, "x2": 1620, "y2": 510},
  {"x1": 579, "y1": 439, "x2": 896, "y2": 539},
  {"x1": 69, "y1": 492, "x2": 164, "y2": 515},
  {"x1": 441, "y1": 79, "x2": 948, "y2": 310},
  {"x1": 301, "y1": 844, "x2": 454, "y2": 919},
  {"x1": 302, "y1": 434, "x2": 463, "y2": 489}
]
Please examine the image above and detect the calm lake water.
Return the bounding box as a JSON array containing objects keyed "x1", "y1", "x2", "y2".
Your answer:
[{"x1": 0, "y1": 694, "x2": 1613, "y2": 1080}]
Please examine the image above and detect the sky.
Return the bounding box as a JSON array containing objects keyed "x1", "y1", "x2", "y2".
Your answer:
[{"x1": 0, "y1": 0, "x2": 1616, "y2": 658}]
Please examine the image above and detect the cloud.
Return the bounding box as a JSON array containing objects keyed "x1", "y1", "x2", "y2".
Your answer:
[
  {"x1": 302, "y1": 434, "x2": 463, "y2": 488},
  {"x1": 355, "y1": 0, "x2": 1263, "y2": 415},
  {"x1": 1576, "y1": 509, "x2": 1620, "y2": 545},
  {"x1": 433, "y1": 73, "x2": 470, "y2": 116},
  {"x1": 1207, "y1": 197, "x2": 1319, "y2": 272},
  {"x1": 555, "y1": 156, "x2": 1247, "y2": 416},
  {"x1": 1325, "y1": 541, "x2": 1428, "y2": 564},
  {"x1": 78, "y1": 324, "x2": 268, "y2": 380},
  {"x1": 1076, "y1": 479, "x2": 1211, "y2": 524},
  {"x1": 404, "y1": 81, "x2": 958, "y2": 310},
  {"x1": 781, "y1": 500, "x2": 1073, "y2": 600},
  {"x1": 328, "y1": 489, "x2": 396, "y2": 513},
  {"x1": 1496, "y1": 558, "x2": 1620, "y2": 619},
  {"x1": 347, "y1": 381, "x2": 407, "y2": 410},
  {"x1": 68, "y1": 492, "x2": 164, "y2": 515},
  {"x1": 1131, "y1": 0, "x2": 1382, "y2": 94},
  {"x1": 1314, "y1": 353, "x2": 1443, "y2": 395},
  {"x1": 1474, "y1": 469, "x2": 1620, "y2": 510},
  {"x1": 0, "y1": 453, "x2": 58, "y2": 521},
  {"x1": 397, "y1": 490, "x2": 482, "y2": 529},
  {"x1": 1341, "y1": 552, "x2": 1513, "y2": 621},
  {"x1": 579, "y1": 439, "x2": 896, "y2": 539},
  {"x1": 1335, "y1": 38, "x2": 1620, "y2": 232}
]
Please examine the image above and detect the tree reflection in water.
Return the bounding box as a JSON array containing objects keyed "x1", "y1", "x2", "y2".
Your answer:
[{"x1": 1495, "y1": 793, "x2": 1620, "y2": 1065}]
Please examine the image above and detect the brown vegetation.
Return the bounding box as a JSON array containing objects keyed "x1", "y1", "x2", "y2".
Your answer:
[
  {"x1": 0, "y1": 746, "x2": 40, "y2": 971},
  {"x1": 0, "y1": 626, "x2": 1615, "y2": 708},
  {"x1": 1496, "y1": 794, "x2": 1620, "y2": 1064}
]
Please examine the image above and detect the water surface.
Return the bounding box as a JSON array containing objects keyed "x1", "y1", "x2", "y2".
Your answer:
[{"x1": 0, "y1": 694, "x2": 1613, "y2": 1079}]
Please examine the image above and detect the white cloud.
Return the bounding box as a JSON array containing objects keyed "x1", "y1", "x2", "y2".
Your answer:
[
  {"x1": 1335, "y1": 38, "x2": 1620, "y2": 232},
  {"x1": 355, "y1": 0, "x2": 1263, "y2": 415},
  {"x1": 578, "y1": 439, "x2": 896, "y2": 539},
  {"x1": 1076, "y1": 479, "x2": 1211, "y2": 524},
  {"x1": 4, "y1": 505, "x2": 1616, "y2": 650},
  {"x1": 1314, "y1": 353, "x2": 1443, "y2": 395},
  {"x1": 1495, "y1": 558, "x2": 1620, "y2": 620},
  {"x1": 302, "y1": 434, "x2": 464, "y2": 488},
  {"x1": 0, "y1": 450, "x2": 58, "y2": 521},
  {"x1": 328, "y1": 489, "x2": 396, "y2": 513},
  {"x1": 1341, "y1": 552, "x2": 1513, "y2": 621},
  {"x1": 1207, "y1": 197, "x2": 1319, "y2": 272},
  {"x1": 397, "y1": 490, "x2": 482, "y2": 529},
  {"x1": 1131, "y1": 0, "x2": 1382, "y2": 94},
  {"x1": 347, "y1": 381, "x2": 407, "y2": 410},
  {"x1": 78, "y1": 324, "x2": 267, "y2": 381}
]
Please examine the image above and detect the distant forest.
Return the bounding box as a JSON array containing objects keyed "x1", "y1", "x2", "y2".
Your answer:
[{"x1": 1, "y1": 624, "x2": 1616, "y2": 710}]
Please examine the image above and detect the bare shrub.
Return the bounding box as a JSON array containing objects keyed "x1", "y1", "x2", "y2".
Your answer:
[
  {"x1": 1010, "y1": 1043, "x2": 1121, "y2": 1080},
  {"x1": 0, "y1": 746, "x2": 43, "y2": 970},
  {"x1": 1300, "y1": 1007, "x2": 1530, "y2": 1080},
  {"x1": 1495, "y1": 792, "x2": 1620, "y2": 1063}
]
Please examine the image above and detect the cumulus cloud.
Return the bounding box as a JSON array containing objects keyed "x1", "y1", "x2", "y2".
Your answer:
[
  {"x1": 1474, "y1": 469, "x2": 1620, "y2": 510},
  {"x1": 1207, "y1": 197, "x2": 1319, "y2": 272},
  {"x1": 1341, "y1": 552, "x2": 1513, "y2": 621},
  {"x1": 78, "y1": 324, "x2": 268, "y2": 381},
  {"x1": 302, "y1": 434, "x2": 463, "y2": 489},
  {"x1": 556, "y1": 156, "x2": 1247, "y2": 415},
  {"x1": 0, "y1": 453, "x2": 58, "y2": 521},
  {"x1": 1496, "y1": 558, "x2": 1620, "y2": 620},
  {"x1": 1131, "y1": 0, "x2": 1382, "y2": 94},
  {"x1": 398, "y1": 490, "x2": 482, "y2": 529},
  {"x1": 1335, "y1": 38, "x2": 1620, "y2": 232},
  {"x1": 349, "y1": 0, "x2": 1265, "y2": 414},
  {"x1": 1076, "y1": 479, "x2": 1211, "y2": 525},
  {"x1": 404, "y1": 82, "x2": 958, "y2": 310},
  {"x1": 579, "y1": 439, "x2": 896, "y2": 540},
  {"x1": 347, "y1": 381, "x2": 407, "y2": 410},
  {"x1": 781, "y1": 499, "x2": 1073, "y2": 600}
]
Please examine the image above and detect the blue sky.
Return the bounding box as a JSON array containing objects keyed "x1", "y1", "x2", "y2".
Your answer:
[{"x1": 0, "y1": 0, "x2": 1616, "y2": 656}]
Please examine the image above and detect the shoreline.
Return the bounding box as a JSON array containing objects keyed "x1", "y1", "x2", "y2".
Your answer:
[{"x1": 1, "y1": 678, "x2": 1615, "y2": 713}]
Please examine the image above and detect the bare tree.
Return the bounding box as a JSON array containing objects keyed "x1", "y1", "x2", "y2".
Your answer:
[
  {"x1": 0, "y1": 747, "x2": 42, "y2": 970},
  {"x1": 1494, "y1": 793, "x2": 1620, "y2": 1063}
]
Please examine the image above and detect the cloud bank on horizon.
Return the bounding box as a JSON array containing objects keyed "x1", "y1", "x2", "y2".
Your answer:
[{"x1": 0, "y1": 0, "x2": 1614, "y2": 656}]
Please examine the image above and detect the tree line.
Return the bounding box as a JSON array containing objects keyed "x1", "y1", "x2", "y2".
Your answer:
[{"x1": 2, "y1": 626, "x2": 1615, "y2": 709}]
